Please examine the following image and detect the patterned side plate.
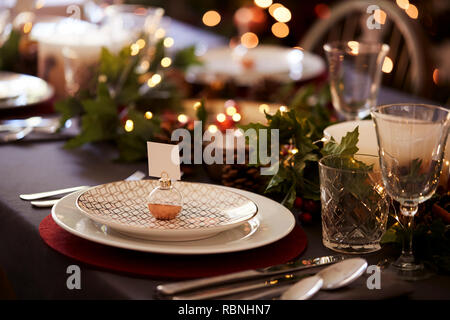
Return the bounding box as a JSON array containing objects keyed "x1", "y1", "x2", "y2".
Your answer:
[{"x1": 76, "y1": 180, "x2": 258, "y2": 241}]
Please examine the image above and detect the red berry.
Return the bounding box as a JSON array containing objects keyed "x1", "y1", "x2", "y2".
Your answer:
[
  {"x1": 300, "y1": 212, "x2": 313, "y2": 224},
  {"x1": 303, "y1": 200, "x2": 320, "y2": 214},
  {"x1": 294, "y1": 197, "x2": 303, "y2": 209}
]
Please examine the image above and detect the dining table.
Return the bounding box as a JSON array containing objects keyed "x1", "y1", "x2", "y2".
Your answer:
[{"x1": 1, "y1": 15, "x2": 450, "y2": 301}]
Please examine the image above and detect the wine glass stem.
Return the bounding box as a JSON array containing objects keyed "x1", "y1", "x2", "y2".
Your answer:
[
  {"x1": 401, "y1": 211, "x2": 415, "y2": 258},
  {"x1": 399, "y1": 203, "x2": 418, "y2": 261}
]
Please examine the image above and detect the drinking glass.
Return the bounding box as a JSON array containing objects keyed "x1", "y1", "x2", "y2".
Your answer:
[
  {"x1": 324, "y1": 41, "x2": 389, "y2": 120},
  {"x1": 372, "y1": 104, "x2": 450, "y2": 276},
  {"x1": 0, "y1": 7, "x2": 12, "y2": 47},
  {"x1": 319, "y1": 154, "x2": 389, "y2": 254}
]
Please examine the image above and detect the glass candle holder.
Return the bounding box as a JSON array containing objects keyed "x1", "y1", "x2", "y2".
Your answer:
[{"x1": 147, "y1": 172, "x2": 183, "y2": 220}]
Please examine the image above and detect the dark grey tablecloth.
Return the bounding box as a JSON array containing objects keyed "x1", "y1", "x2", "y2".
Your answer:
[{"x1": 1, "y1": 84, "x2": 449, "y2": 299}]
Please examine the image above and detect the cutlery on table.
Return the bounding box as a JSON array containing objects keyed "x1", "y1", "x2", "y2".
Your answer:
[
  {"x1": 21, "y1": 170, "x2": 146, "y2": 207},
  {"x1": 0, "y1": 126, "x2": 34, "y2": 143},
  {"x1": 171, "y1": 272, "x2": 315, "y2": 300},
  {"x1": 0, "y1": 116, "x2": 60, "y2": 143},
  {"x1": 157, "y1": 255, "x2": 345, "y2": 296},
  {"x1": 0, "y1": 116, "x2": 59, "y2": 132},
  {"x1": 280, "y1": 258, "x2": 368, "y2": 300},
  {"x1": 175, "y1": 258, "x2": 366, "y2": 300},
  {"x1": 21, "y1": 185, "x2": 90, "y2": 201}
]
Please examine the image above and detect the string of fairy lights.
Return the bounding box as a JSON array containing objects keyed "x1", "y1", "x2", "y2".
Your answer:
[
  {"x1": 203, "y1": 0, "x2": 293, "y2": 48},
  {"x1": 119, "y1": 0, "x2": 427, "y2": 134}
]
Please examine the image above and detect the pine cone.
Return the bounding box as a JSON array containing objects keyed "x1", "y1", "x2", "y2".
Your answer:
[{"x1": 221, "y1": 164, "x2": 267, "y2": 193}]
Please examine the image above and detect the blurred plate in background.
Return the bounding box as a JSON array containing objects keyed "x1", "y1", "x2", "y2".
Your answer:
[
  {"x1": 186, "y1": 45, "x2": 325, "y2": 86},
  {"x1": 0, "y1": 72, "x2": 54, "y2": 110}
]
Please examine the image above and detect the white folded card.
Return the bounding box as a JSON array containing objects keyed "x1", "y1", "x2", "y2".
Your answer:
[{"x1": 147, "y1": 142, "x2": 181, "y2": 180}]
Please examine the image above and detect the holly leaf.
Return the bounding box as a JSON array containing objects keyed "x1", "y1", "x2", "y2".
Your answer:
[
  {"x1": 282, "y1": 183, "x2": 297, "y2": 208},
  {"x1": 321, "y1": 126, "x2": 360, "y2": 157},
  {"x1": 64, "y1": 87, "x2": 118, "y2": 149}
]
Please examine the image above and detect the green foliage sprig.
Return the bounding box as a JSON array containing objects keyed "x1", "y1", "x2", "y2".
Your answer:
[
  {"x1": 0, "y1": 29, "x2": 20, "y2": 71},
  {"x1": 54, "y1": 38, "x2": 202, "y2": 162},
  {"x1": 240, "y1": 84, "x2": 361, "y2": 208}
]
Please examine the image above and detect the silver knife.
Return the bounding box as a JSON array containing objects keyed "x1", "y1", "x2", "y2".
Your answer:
[
  {"x1": 157, "y1": 255, "x2": 344, "y2": 295},
  {"x1": 171, "y1": 272, "x2": 314, "y2": 300}
]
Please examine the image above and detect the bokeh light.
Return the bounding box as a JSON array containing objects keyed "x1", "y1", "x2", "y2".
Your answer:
[
  {"x1": 202, "y1": 10, "x2": 221, "y2": 27},
  {"x1": 145, "y1": 111, "x2": 153, "y2": 120},
  {"x1": 269, "y1": 3, "x2": 284, "y2": 16},
  {"x1": 272, "y1": 22, "x2": 289, "y2": 38},
  {"x1": 161, "y1": 57, "x2": 172, "y2": 68},
  {"x1": 216, "y1": 113, "x2": 226, "y2": 123},
  {"x1": 147, "y1": 74, "x2": 162, "y2": 87},
  {"x1": 396, "y1": 0, "x2": 410, "y2": 10},
  {"x1": 163, "y1": 37, "x2": 174, "y2": 48},
  {"x1": 178, "y1": 114, "x2": 188, "y2": 124},
  {"x1": 226, "y1": 106, "x2": 237, "y2": 116},
  {"x1": 374, "y1": 9, "x2": 387, "y2": 24},
  {"x1": 405, "y1": 4, "x2": 418, "y2": 19},
  {"x1": 23, "y1": 22, "x2": 33, "y2": 34},
  {"x1": 347, "y1": 41, "x2": 359, "y2": 55},
  {"x1": 254, "y1": 0, "x2": 272, "y2": 9},
  {"x1": 208, "y1": 124, "x2": 218, "y2": 133},
  {"x1": 433, "y1": 68, "x2": 439, "y2": 85},
  {"x1": 124, "y1": 120, "x2": 134, "y2": 132},
  {"x1": 130, "y1": 43, "x2": 140, "y2": 56},
  {"x1": 136, "y1": 39, "x2": 146, "y2": 49},
  {"x1": 273, "y1": 6, "x2": 291, "y2": 23},
  {"x1": 193, "y1": 101, "x2": 202, "y2": 110},
  {"x1": 232, "y1": 113, "x2": 242, "y2": 122},
  {"x1": 382, "y1": 57, "x2": 394, "y2": 73},
  {"x1": 241, "y1": 32, "x2": 259, "y2": 49}
]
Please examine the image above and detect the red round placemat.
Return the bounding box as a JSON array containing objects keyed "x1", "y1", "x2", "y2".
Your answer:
[{"x1": 39, "y1": 215, "x2": 307, "y2": 280}]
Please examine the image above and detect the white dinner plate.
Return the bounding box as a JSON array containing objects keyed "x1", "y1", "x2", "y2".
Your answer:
[
  {"x1": 0, "y1": 72, "x2": 54, "y2": 109},
  {"x1": 76, "y1": 180, "x2": 258, "y2": 241},
  {"x1": 186, "y1": 45, "x2": 325, "y2": 86},
  {"x1": 51, "y1": 186, "x2": 296, "y2": 255}
]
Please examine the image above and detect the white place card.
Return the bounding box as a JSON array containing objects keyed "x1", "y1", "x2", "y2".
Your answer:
[{"x1": 147, "y1": 142, "x2": 181, "y2": 180}]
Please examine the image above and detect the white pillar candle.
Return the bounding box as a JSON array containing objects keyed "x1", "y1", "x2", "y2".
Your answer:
[{"x1": 31, "y1": 18, "x2": 132, "y2": 97}]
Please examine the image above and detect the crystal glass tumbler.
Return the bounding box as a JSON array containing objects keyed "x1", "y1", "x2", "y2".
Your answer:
[{"x1": 319, "y1": 154, "x2": 389, "y2": 254}]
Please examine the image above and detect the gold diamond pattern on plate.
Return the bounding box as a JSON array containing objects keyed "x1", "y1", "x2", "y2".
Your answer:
[{"x1": 77, "y1": 180, "x2": 257, "y2": 230}]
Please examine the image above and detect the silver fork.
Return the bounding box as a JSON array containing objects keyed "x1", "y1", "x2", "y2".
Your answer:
[{"x1": 22, "y1": 170, "x2": 146, "y2": 208}]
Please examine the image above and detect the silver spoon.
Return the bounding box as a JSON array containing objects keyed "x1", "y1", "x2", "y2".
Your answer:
[{"x1": 280, "y1": 258, "x2": 368, "y2": 300}]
